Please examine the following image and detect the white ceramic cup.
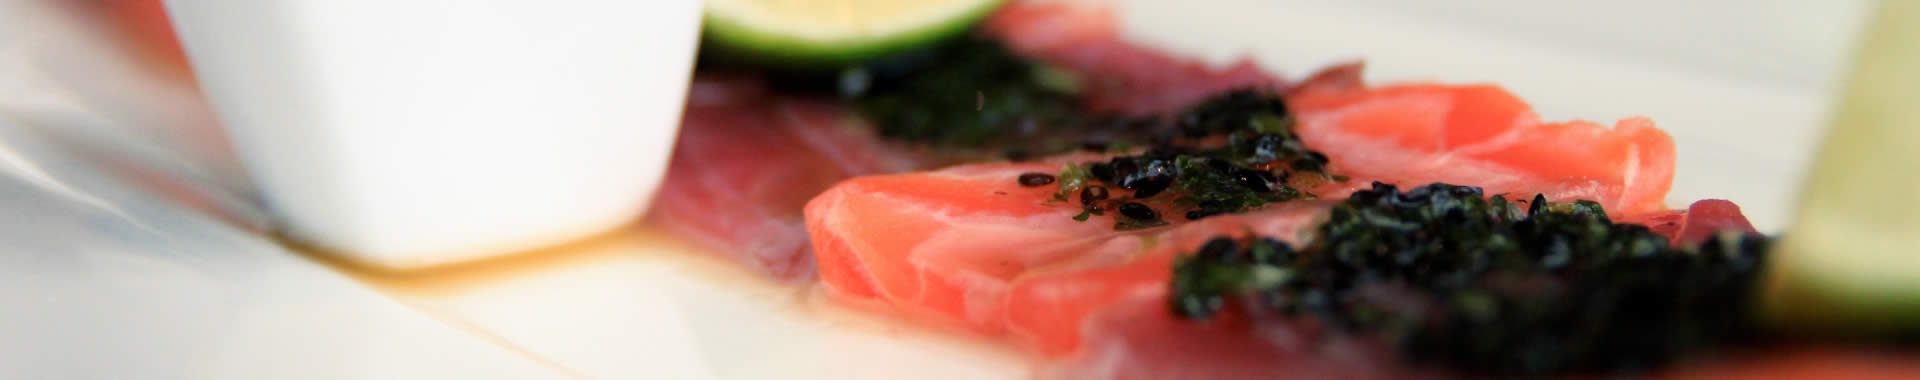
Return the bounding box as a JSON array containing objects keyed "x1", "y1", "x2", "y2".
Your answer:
[{"x1": 163, "y1": 0, "x2": 703, "y2": 269}]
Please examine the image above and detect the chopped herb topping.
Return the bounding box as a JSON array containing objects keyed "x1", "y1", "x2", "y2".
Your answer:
[
  {"x1": 1079, "y1": 186, "x2": 1110, "y2": 205},
  {"x1": 846, "y1": 38, "x2": 1086, "y2": 148},
  {"x1": 1053, "y1": 90, "x2": 1338, "y2": 230},
  {"x1": 1176, "y1": 88, "x2": 1294, "y2": 137},
  {"x1": 832, "y1": 39, "x2": 1336, "y2": 229},
  {"x1": 830, "y1": 37, "x2": 1185, "y2": 159},
  {"x1": 1170, "y1": 182, "x2": 1774, "y2": 377}
]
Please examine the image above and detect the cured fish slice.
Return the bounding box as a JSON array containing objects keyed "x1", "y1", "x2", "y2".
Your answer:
[
  {"x1": 1292, "y1": 82, "x2": 1676, "y2": 216},
  {"x1": 807, "y1": 79, "x2": 1686, "y2": 353},
  {"x1": 650, "y1": 76, "x2": 922, "y2": 280},
  {"x1": 651, "y1": 0, "x2": 1290, "y2": 280}
]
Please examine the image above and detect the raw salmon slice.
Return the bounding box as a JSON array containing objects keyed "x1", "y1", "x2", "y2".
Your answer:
[
  {"x1": 648, "y1": 76, "x2": 922, "y2": 281},
  {"x1": 1622, "y1": 199, "x2": 1761, "y2": 246},
  {"x1": 807, "y1": 156, "x2": 1122, "y2": 328},
  {"x1": 807, "y1": 162, "x2": 1332, "y2": 347},
  {"x1": 650, "y1": 0, "x2": 1292, "y2": 280},
  {"x1": 806, "y1": 73, "x2": 1686, "y2": 356},
  {"x1": 1291, "y1": 79, "x2": 1677, "y2": 216}
]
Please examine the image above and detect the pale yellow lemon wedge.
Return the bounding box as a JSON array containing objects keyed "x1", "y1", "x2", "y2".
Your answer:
[{"x1": 1767, "y1": 0, "x2": 1920, "y2": 333}]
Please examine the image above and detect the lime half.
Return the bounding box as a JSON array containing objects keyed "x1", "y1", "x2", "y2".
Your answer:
[{"x1": 703, "y1": 0, "x2": 1008, "y2": 68}]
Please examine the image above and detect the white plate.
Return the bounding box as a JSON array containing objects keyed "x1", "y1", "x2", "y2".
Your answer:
[
  {"x1": 0, "y1": 0, "x2": 1871, "y2": 379},
  {"x1": 0, "y1": 121, "x2": 570, "y2": 380}
]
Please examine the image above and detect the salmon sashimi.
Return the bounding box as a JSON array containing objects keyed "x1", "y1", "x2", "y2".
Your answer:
[
  {"x1": 1621, "y1": 199, "x2": 1761, "y2": 246},
  {"x1": 808, "y1": 161, "x2": 1330, "y2": 348},
  {"x1": 806, "y1": 68, "x2": 1686, "y2": 352},
  {"x1": 811, "y1": 165, "x2": 1798, "y2": 380},
  {"x1": 648, "y1": 76, "x2": 922, "y2": 280},
  {"x1": 651, "y1": 0, "x2": 1291, "y2": 280},
  {"x1": 1289, "y1": 72, "x2": 1677, "y2": 216}
]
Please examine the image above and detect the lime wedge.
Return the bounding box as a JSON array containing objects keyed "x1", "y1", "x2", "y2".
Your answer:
[
  {"x1": 703, "y1": 0, "x2": 1008, "y2": 67},
  {"x1": 1765, "y1": 0, "x2": 1920, "y2": 334}
]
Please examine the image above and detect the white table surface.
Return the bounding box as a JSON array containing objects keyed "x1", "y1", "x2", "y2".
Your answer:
[{"x1": 0, "y1": 0, "x2": 1873, "y2": 379}]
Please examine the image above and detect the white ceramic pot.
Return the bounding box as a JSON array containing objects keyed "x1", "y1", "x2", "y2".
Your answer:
[{"x1": 162, "y1": 0, "x2": 704, "y2": 269}]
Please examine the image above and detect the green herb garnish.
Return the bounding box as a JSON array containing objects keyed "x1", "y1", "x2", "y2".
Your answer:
[
  {"x1": 849, "y1": 38, "x2": 1084, "y2": 149},
  {"x1": 1169, "y1": 182, "x2": 1775, "y2": 377},
  {"x1": 1061, "y1": 90, "x2": 1333, "y2": 229}
]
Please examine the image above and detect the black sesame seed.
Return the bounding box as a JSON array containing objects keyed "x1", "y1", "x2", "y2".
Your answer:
[
  {"x1": 1080, "y1": 186, "x2": 1110, "y2": 205},
  {"x1": 1130, "y1": 178, "x2": 1172, "y2": 198},
  {"x1": 1119, "y1": 158, "x2": 1176, "y2": 198},
  {"x1": 1089, "y1": 162, "x2": 1117, "y2": 183},
  {"x1": 1044, "y1": 89, "x2": 1329, "y2": 231},
  {"x1": 1119, "y1": 202, "x2": 1157, "y2": 220},
  {"x1": 1017, "y1": 173, "x2": 1055, "y2": 187},
  {"x1": 1147, "y1": 158, "x2": 1177, "y2": 176},
  {"x1": 1113, "y1": 159, "x2": 1141, "y2": 183}
]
